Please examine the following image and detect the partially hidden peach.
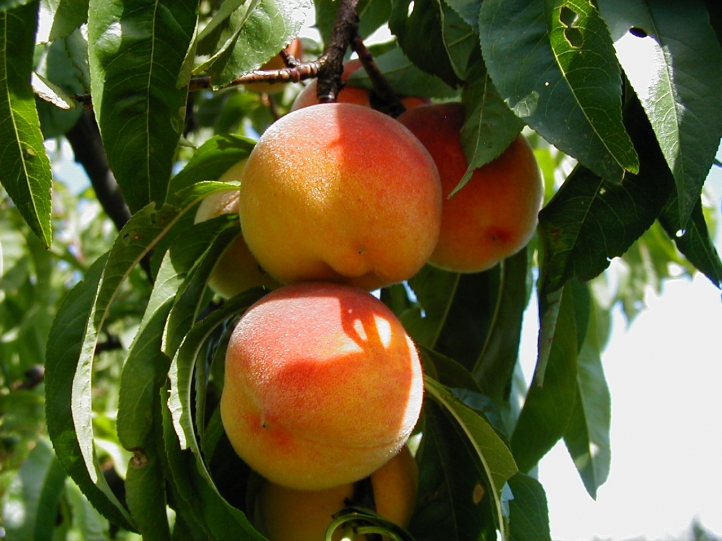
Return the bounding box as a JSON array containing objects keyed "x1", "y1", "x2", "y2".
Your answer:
[
  {"x1": 397, "y1": 102, "x2": 543, "y2": 273},
  {"x1": 291, "y1": 59, "x2": 371, "y2": 110},
  {"x1": 238, "y1": 102, "x2": 442, "y2": 290},
  {"x1": 245, "y1": 38, "x2": 303, "y2": 95},
  {"x1": 194, "y1": 160, "x2": 281, "y2": 298},
  {"x1": 254, "y1": 445, "x2": 419, "y2": 541},
  {"x1": 220, "y1": 281, "x2": 424, "y2": 490}
]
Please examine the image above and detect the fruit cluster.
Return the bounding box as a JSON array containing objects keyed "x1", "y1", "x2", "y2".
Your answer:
[{"x1": 196, "y1": 71, "x2": 543, "y2": 539}]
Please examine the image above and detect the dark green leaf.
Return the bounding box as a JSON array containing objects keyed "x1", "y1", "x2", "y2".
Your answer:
[
  {"x1": 168, "y1": 134, "x2": 255, "y2": 195},
  {"x1": 389, "y1": 0, "x2": 464, "y2": 88},
  {"x1": 660, "y1": 196, "x2": 722, "y2": 288},
  {"x1": 410, "y1": 401, "x2": 491, "y2": 541},
  {"x1": 440, "y1": 0, "x2": 477, "y2": 80},
  {"x1": 445, "y1": 0, "x2": 481, "y2": 32},
  {"x1": 0, "y1": 0, "x2": 33, "y2": 10},
  {"x1": 563, "y1": 287, "x2": 611, "y2": 499},
  {"x1": 346, "y1": 45, "x2": 459, "y2": 99},
  {"x1": 425, "y1": 377, "x2": 518, "y2": 538},
  {"x1": 87, "y1": 0, "x2": 198, "y2": 212},
  {"x1": 195, "y1": 0, "x2": 310, "y2": 88},
  {"x1": 599, "y1": 0, "x2": 722, "y2": 226},
  {"x1": 460, "y1": 49, "x2": 525, "y2": 189},
  {"x1": 538, "y1": 95, "x2": 675, "y2": 295},
  {"x1": 2, "y1": 438, "x2": 67, "y2": 541},
  {"x1": 511, "y1": 280, "x2": 585, "y2": 473},
  {"x1": 0, "y1": 1, "x2": 53, "y2": 247},
  {"x1": 479, "y1": 0, "x2": 639, "y2": 182},
  {"x1": 508, "y1": 473, "x2": 551, "y2": 541}
]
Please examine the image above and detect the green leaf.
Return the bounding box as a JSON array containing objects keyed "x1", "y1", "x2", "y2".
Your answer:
[
  {"x1": 659, "y1": 196, "x2": 722, "y2": 288},
  {"x1": 511, "y1": 280, "x2": 585, "y2": 473},
  {"x1": 562, "y1": 287, "x2": 611, "y2": 499},
  {"x1": 445, "y1": 0, "x2": 481, "y2": 32},
  {"x1": 440, "y1": 0, "x2": 477, "y2": 81},
  {"x1": 45, "y1": 183, "x2": 225, "y2": 531},
  {"x1": 599, "y1": 0, "x2": 722, "y2": 226},
  {"x1": 0, "y1": 1, "x2": 53, "y2": 247},
  {"x1": 479, "y1": 0, "x2": 639, "y2": 182},
  {"x1": 195, "y1": 0, "x2": 310, "y2": 88},
  {"x1": 389, "y1": 0, "x2": 464, "y2": 88},
  {"x1": 538, "y1": 95, "x2": 676, "y2": 295},
  {"x1": 168, "y1": 134, "x2": 255, "y2": 195},
  {"x1": 87, "y1": 0, "x2": 198, "y2": 212},
  {"x1": 346, "y1": 44, "x2": 459, "y2": 99},
  {"x1": 45, "y1": 253, "x2": 136, "y2": 531},
  {"x1": 425, "y1": 377, "x2": 518, "y2": 538},
  {"x1": 2, "y1": 438, "x2": 67, "y2": 541},
  {"x1": 460, "y1": 49, "x2": 525, "y2": 189},
  {"x1": 507, "y1": 473, "x2": 551, "y2": 541},
  {"x1": 39, "y1": 0, "x2": 89, "y2": 41},
  {"x1": 0, "y1": 0, "x2": 34, "y2": 10}
]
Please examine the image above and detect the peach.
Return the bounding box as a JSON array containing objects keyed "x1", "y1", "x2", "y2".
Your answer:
[
  {"x1": 194, "y1": 160, "x2": 281, "y2": 297},
  {"x1": 291, "y1": 59, "x2": 371, "y2": 110},
  {"x1": 219, "y1": 281, "x2": 424, "y2": 490},
  {"x1": 245, "y1": 38, "x2": 303, "y2": 95},
  {"x1": 254, "y1": 445, "x2": 419, "y2": 541},
  {"x1": 397, "y1": 102, "x2": 543, "y2": 273},
  {"x1": 238, "y1": 102, "x2": 442, "y2": 290}
]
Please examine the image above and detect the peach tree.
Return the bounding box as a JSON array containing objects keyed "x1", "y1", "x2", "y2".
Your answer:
[{"x1": 0, "y1": 0, "x2": 720, "y2": 539}]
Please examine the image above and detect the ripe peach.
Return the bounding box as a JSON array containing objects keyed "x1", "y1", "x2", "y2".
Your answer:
[
  {"x1": 290, "y1": 59, "x2": 371, "y2": 110},
  {"x1": 238, "y1": 102, "x2": 442, "y2": 290},
  {"x1": 194, "y1": 160, "x2": 281, "y2": 297},
  {"x1": 219, "y1": 281, "x2": 424, "y2": 490},
  {"x1": 397, "y1": 102, "x2": 543, "y2": 273},
  {"x1": 254, "y1": 445, "x2": 419, "y2": 541},
  {"x1": 245, "y1": 38, "x2": 303, "y2": 95}
]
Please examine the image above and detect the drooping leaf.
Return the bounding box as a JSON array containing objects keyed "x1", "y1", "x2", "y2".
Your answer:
[
  {"x1": 195, "y1": 0, "x2": 310, "y2": 88},
  {"x1": 2, "y1": 438, "x2": 67, "y2": 541},
  {"x1": 507, "y1": 473, "x2": 552, "y2": 541},
  {"x1": 0, "y1": 0, "x2": 53, "y2": 247},
  {"x1": 659, "y1": 192, "x2": 722, "y2": 289},
  {"x1": 459, "y1": 48, "x2": 525, "y2": 190},
  {"x1": 389, "y1": 0, "x2": 464, "y2": 88},
  {"x1": 598, "y1": 0, "x2": 722, "y2": 226},
  {"x1": 45, "y1": 182, "x2": 228, "y2": 530},
  {"x1": 445, "y1": 0, "x2": 481, "y2": 32},
  {"x1": 537, "y1": 95, "x2": 676, "y2": 296},
  {"x1": 87, "y1": 0, "x2": 198, "y2": 212},
  {"x1": 425, "y1": 376, "x2": 518, "y2": 539},
  {"x1": 440, "y1": 0, "x2": 477, "y2": 81},
  {"x1": 479, "y1": 0, "x2": 639, "y2": 183},
  {"x1": 511, "y1": 280, "x2": 586, "y2": 473},
  {"x1": 562, "y1": 286, "x2": 612, "y2": 499}
]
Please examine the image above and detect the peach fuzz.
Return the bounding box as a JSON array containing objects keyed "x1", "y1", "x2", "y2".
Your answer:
[
  {"x1": 291, "y1": 59, "x2": 371, "y2": 110},
  {"x1": 219, "y1": 282, "x2": 424, "y2": 491},
  {"x1": 397, "y1": 102, "x2": 543, "y2": 273},
  {"x1": 238, "y1": 102, "x2": 442, "y2": 290},
  {"x1": 254, "y1": 445, "x2": 419, "y2": 541},
  {"x1": 193, "y1": 161, "x2": 280, "y2": 298}
]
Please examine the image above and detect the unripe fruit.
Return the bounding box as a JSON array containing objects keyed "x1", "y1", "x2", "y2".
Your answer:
[
  {"x1": 193, "y1": 160, "x2": 280, "y2": 297},
  {"x1": 254, "y1": 445, "x2": 419, "y2": 541},
  {"x1": 220, "y1": 281, "x2": 424, "y2": 490},
  {"x1": 291, "y1": 59, "x2": 370, "y2": 111},
  {"x1": 398, "y1": 102, "x2": 544, "y2": 273},
  {"x1": 245, "y1": 39, "x2": 303, "y2": 95},
  {"x1": 239, "y1": 103, "x2": 442, "y2": 290}
]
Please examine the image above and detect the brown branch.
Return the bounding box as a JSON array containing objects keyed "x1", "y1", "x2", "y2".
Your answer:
[
  {"x1": 351, "y1": 35, "x2": 406, "y2": 117},
  {"x1": 315, "y1": 0, "x2": 361, "y2": 103}
]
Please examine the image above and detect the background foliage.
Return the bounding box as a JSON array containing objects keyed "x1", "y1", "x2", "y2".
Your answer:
[{"x1": 0, "y1": 0, "x2": 720, "y2": 540}]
